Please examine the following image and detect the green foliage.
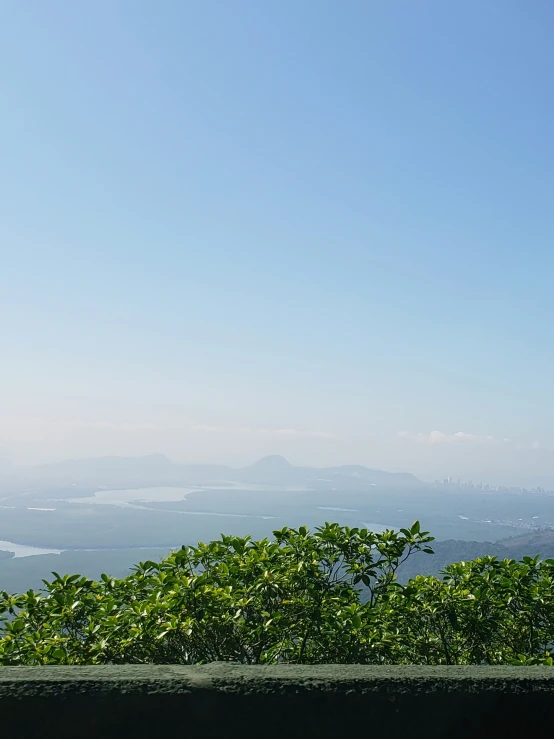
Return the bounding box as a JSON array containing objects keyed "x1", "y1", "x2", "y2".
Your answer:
[
  {"x1": 1, "y1": 522, "x2": 553, "y2": 666},
  {"x1": 380, "y1": 555, "x2": 554, "y2": 664}
]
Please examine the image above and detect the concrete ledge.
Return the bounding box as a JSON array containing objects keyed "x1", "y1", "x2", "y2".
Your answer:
[{"x1": 1, "y1": 664, "x2": 554, "y2": 738}]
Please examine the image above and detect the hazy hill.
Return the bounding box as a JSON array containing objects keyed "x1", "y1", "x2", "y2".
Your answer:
[
  {"x1": 0, "y1": 451, "x2": 15, "y2": 474},
  {"x1": 325, "y1": 464, "x2": 420, "y2": 486},
  {"x1": 25, "y1": 454, "x2": 183, "y2": 481},
  {"x1": 397, "y1": 528, "x2": 554, "y2": 581},
  {"x1": 2, "y1": 454, "x2": 422, "y2": 489}
]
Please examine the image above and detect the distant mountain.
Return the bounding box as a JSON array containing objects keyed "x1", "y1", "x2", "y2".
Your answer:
[
  {"x1": 236, "y1": 455, "x2": 297, "y2": 483},
  {"x1": 20, "y1": 454, "x2": 186, "y2": 484},
  {"x1": 245, "y1": 455, "x2": 293, "y2": 473},
  {"x1": 0, "y1": 458, "x2": 15, "y2": 473},
  {"x1": 397, "y1": 528, "x2": 554, "y2": 582},
  {"x1": 0, "y1": 447, "x2": 15, "y2": 473},
  {"x1": 237, "y1": 455, "x2": 421, "y2": 486},
  {"x1": 325, "y1": 465, "x2": 420, "y2": 486},
  {"x1": 1, "y1": 453, "x2": 423, "y2": 489}
]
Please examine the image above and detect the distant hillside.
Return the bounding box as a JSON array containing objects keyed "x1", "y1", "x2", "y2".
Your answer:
[
  {"x1": 2, "y1": 453, "x2": 422, "y2": 489},
  {"x1": 236, "y1": 455, "x2": 421, "y2": 486},
  {"x1": 397, "y1": 528, "x2": 554, "y2": 581},
  {"x1": 325, "y1": 464, "x2": 420, "y2": 487}
]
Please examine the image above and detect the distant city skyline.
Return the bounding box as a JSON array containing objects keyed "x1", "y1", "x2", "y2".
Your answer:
[{"x1": 3, "y1": 2, "x2": 554, "y2": 486}]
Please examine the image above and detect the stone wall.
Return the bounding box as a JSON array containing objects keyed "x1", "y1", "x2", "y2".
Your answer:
[{"x1": 1, "y1": 664, "x2": 553, "y2": 738}]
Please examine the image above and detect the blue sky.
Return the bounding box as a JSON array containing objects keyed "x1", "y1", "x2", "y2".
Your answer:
[{"x1": 2, "y1": 1, "x2": 554, "y2": 484}]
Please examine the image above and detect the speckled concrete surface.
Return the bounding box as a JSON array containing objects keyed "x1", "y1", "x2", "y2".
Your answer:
[{"x1": 1, "y1": 665, "x2": 553, "y2": 738}]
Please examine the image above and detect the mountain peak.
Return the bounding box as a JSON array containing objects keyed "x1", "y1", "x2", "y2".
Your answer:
[{"x1": 247, "y1": 455, "x2": 293, "y2": 470}]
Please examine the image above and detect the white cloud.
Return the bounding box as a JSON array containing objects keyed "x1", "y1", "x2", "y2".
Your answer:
[
  {"x1": 191, "y1": 425, "x2": 334, "y2": 439},
  {"x1": 398, "y1": 430, "x2": 494, "y2": 445}
]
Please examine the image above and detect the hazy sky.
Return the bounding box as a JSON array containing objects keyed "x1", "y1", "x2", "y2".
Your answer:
[{"x1": 2, "y1": 1, "x2": 554, "y2": 484}]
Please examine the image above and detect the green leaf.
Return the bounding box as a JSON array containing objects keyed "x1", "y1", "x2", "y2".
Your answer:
[{"x1": 11, "y1": 618, "x2": 25, "y2": 633}]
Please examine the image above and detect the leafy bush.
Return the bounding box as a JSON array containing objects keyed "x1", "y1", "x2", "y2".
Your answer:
[{"x1": 1, "y1": 522, "x2": 553, "y2": 666}]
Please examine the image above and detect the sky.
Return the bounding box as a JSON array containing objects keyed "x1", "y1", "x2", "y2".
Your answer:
[{"x1": 2, "y1": 1, "x2": 554, "y2": 485}]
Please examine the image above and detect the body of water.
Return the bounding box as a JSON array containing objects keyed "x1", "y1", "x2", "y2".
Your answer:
[
  {"x1": 63, "y1": 485, "x2": 296, "y2": 521},
  {"x1": 0, "y1": 540, "x2": 62, "y2": 558},
  {"x1": 318, "y1": 506, "x2": 358, "y2": 512},
  {"x1": 203, "y1": 482, "x2": 312, "y2": 492},
  {"x1": 66, "y1": 485, "x2": 201, "y2": 508}
]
